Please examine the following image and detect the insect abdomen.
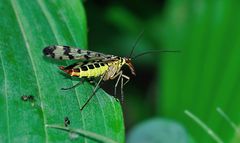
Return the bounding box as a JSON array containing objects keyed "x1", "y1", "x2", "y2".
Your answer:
[{"x1": 64, "y1": 62, "x2": 109, "y2": 78}]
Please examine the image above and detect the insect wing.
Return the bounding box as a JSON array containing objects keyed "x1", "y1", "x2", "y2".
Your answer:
[
  {"x1": 43, "y1": 45, "x2": 112, "y2": 60},
  {"x1": 62, "y1": 61, "x2": 84, "y2": 70}
]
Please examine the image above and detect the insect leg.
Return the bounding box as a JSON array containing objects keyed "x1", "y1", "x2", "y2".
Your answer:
[
  {"x1": 80, "y1": 72, "x2": 106, "y2": 111},
  {"x1": 111, "y1": 71, "x2": 129, "y2": 102},
  {"x1": 120, "y1": 75, "x2": 124, "y2": 103},
  {"x1": 61, "y1": 79, "x2": 84, "y2": 90},
  {"x1": 122, "y1": 74, "x2": 130, "y2": 85},
  {"x1": 120, "y1": 74, "x2": 130, "y2": 103},
  {"x1": 114, "y1": 71, "x2": 123, "y2": 100}
]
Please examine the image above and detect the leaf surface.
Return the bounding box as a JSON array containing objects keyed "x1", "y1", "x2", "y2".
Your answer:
[{"x1": 0, "y1": 0, "x2": 124, "y2": 142}]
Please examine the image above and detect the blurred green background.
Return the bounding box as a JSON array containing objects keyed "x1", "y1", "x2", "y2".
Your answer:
[{"x1": 85, "y1": 0, "x2": 240, "y2": 143}]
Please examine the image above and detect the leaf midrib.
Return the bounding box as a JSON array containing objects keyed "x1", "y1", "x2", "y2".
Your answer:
[{"x1": 10, "y1": 0, "x2": 49, "y2": 141}]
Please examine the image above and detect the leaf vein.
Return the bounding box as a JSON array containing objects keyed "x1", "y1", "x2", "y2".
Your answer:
[
  {"x1": 0, "y1": 53, "x2": 10, "y2": 143},
  {"x1": 10, "y1": 0, "x2": 49, "y2": 142}
]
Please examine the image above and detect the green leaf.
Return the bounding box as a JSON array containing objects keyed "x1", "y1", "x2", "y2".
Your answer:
[
  {"x1": 0, "y1": 0, "x2": 124, "y2": 142},
  {"x1": 46, "y1": 124, "x2": 118, "y2": 143},
  {"x1": 127, "y1": 118, "x2": 190, "y2": 143}
]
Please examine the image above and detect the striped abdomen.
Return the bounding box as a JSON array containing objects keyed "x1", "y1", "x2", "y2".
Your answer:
[{"x1": 60, "y1": 62, "x2": 109, "y2": 78}]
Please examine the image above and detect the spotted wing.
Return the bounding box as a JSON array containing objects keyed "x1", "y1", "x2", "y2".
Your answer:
[{"x1": 43, "y1": 45, "x2": 112, "y2": 60}]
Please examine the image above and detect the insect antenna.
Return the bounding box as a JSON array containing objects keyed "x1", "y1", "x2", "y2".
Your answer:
[
  {"x1": 129, "y1": 30, "x2": 145, "y2": 58},
  {"x1": 128, "y1": 30, "x2": 180, "y2": 59},
  {"x1": 132, "y1": 50, "x2": 180, "y2": 60}
]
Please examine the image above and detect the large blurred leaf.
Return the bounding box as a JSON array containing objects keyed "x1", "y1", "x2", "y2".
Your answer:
[
  {"x1": 157, "y1": 0, "x2": 240, "y2": 143},
  {"x1": 0, "y1": 0, "x2": 124, "y2": 142}
]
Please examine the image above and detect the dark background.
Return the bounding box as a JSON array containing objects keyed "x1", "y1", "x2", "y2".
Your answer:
[
  {"x1": 85, "y1": 1, "x2": 240, "y2": 143},
  {"x1": 85, "y1": 0, "x2": 165, "y2": 129}
]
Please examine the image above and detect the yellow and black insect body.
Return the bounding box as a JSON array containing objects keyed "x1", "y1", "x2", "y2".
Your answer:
[
  {"x1": 43, "y1": 45, "x2": 136, "y2": 110},
  {"x1": 59, "y1": 56, "x2": 135, "y2": 80},
  {"x1": 43, "y1": 37, "x2": 179, "y2": 110}
]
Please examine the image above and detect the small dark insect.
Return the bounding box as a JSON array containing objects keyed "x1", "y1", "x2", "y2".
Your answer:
[
  {"x1": 21, "y1": 95, "x2": 35, "y2": 102},
  {"x1": 64, "y1": 117, "x2": 71, "y2": 127}
]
